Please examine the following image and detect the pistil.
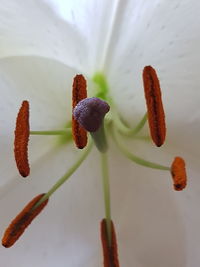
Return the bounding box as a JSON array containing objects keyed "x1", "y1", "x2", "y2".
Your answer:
[
  {"x1": 101, "y1": 153, "x2": 112, "y2": 246},
  {"x1": 73, "y1": 97, "x2": 110, "y2": 153},
  {"x1": 73, "y1": 95, "x2": 113, "y2": 244}
]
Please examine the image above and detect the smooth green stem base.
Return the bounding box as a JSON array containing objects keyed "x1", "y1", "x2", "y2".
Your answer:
[
  {"x1": 90, "y1": 123, "x2": 108, "y2": 153},
  {"x1": 101, "y1": 152, "x2": 112, "y2": 246}
]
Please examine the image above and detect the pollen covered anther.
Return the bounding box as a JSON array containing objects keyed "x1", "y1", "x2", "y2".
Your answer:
[
  {"x1": 2, "y1": 194, "x2": 49, "y2": 248},
  {"x1": 143, "y1": 66, "x2": 166, "y2": 147},
  {"x1": 101, "y1": 219, "x2": 120, "y2": 267},
  {"x1": 72, "y1": 74, "x2": 88, "y2": 149},
  {"x1": 14, "y1": 100, "x2": 30, "y2": 177},
  {"x1": 171, "y1": 157, "x2": 187, "y2": 191}
]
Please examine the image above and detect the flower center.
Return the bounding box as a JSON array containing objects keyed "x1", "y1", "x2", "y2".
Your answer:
[{"x1": 2, "y1": 67, "x2": 187, "y2": 267}]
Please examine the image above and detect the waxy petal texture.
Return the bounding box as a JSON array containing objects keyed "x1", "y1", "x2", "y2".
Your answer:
[{"x1": 0, "y1": 1, "x2": 199, "y2": 267}]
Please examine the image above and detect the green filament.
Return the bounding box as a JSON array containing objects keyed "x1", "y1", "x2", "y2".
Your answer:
[
  {"x1": 112, "y1": 126, "x2": 170, "y2": 171},
  {"x1": 125, "y1": 113, "x2": 148, "y2": 136},
  {"x1": 30, "y1": 129, "x2": 73, "y2": 146},
  {"x1": 101, "y1": 152, "x2": 112, "y2": 246},
  {"x1": 33, "y1": 142, "x2": 93, "y2": 209},
  {"x1": 113, "y1": 112, "x2": 148, "y2": 137},
  {"x1": 30, "y1": 130, "x2": 70, "y2": 135},
  {"x1": 111, "y1": 106, "x2": 131, "y2": 134}
]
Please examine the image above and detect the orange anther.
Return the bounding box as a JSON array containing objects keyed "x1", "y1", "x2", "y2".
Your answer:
[
  {"x1": 72, "y1": 75, "x2": 88, "y2": 149},
  {"x1": 14, "y1": 100, "x2": 30, "y2": 177},
  {"x1": 2, "y1": 194, "x2": 48, "y2": 248},
  {"x1": 101, "y1": 219, "x2": 120, "y2": 267},
  {"x1": 143, "y1": 66, "x2": 166, "y2": 147},
  {"x1": 171, "y1": 157, "x2": 187, "y2": 191}
]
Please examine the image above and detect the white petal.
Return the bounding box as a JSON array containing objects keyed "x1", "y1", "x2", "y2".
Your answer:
[
  {"x1": 104, "y1": 0, "x2": 200, "y2": 156},
  {"x1": 45, "y1": 0, "x2": 129, "y2": 73},
  {"x1": 0, "y1": 145, "x2": 102, "y2": 266},
  {"x1": 0, "y1": 0, "x2": 124, "y2": 75},
  {"x1": 111, "y1": 140, "x2": 200, "y2": 267},
  {"x1": 0, "y1": 56, "x2": 76, "y2": 186},
  {"x1": 0, "y1": 141, "x2": 193, "y2": 267},
  {"x1": 0, "y1": 0, "x2": 89, "y2": 71},
  {"x1": 0, "y1": 1, "x2": 199, "y2": 266}
]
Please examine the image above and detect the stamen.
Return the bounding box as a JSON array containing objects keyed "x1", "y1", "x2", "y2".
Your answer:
[
  {"x1": 14, "y1": 100, "x2": 30, "y2": 177},
  {"x1": 101, "y1": 219, "x2": 120, "y2": 267},
  {"x1": 171, "y1": 157, "x2": 187, "y2": 191},
  {"x1": 72, "y1": 74, "x2": 88, "y2": 149},
  {"x1": 143, "y1": 66, "x2": 166, "y2": 147},
  {"x1": 2, "y1": 194, "x2": 48, "y2": 248}
]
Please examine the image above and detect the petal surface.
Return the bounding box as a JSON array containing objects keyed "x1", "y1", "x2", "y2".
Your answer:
[
  {"x1": 0, "y1": 1, "x2": 199, "y2": 266},
  {"x1": 0, "y1": 0, "x2": 120, "y2": 75},
  {"x1": 103, "y1": 0, "x2": 200, "y2": 156},
  {"x1": 0, "y1": 145, "x2": 102, "y2": 267},
  {"x1": 0, "y1": 56, "x2": 76, "y2": 186},
  {"x1": 0, "y1": 0, "x2": 88, "y2": 71},
  {"x1": 0, "y1": 141, "x2": 196, "y2": 267}
]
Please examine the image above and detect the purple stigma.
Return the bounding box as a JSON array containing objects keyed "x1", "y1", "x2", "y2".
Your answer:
[{"x1": 73, "y1": 97, "x2": 110, "y2": 132}]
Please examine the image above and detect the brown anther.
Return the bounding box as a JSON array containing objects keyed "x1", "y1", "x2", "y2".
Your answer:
[
  {"x1": 14, "y1": 100, "x2": 30, "y2": 177},
  {"x1": 101, "y1": 219, "x2": 120, "y2": 267},
  {"x1": 171, "y1": 157, "x2": 187, "y2": 191},
  {"x1": 72, "y1": 74, "x2": 88, "y2": 149},
  {"x1": 143, "y1": 66, "x2": 166, "y2": 147},
  {"x1": 2, "y1": 194, "x2": 48, "y2": 248}
]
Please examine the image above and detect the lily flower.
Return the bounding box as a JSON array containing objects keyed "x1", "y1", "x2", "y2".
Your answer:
[{"x1": 0, "y1": 0, "x2": 199, "y2": 266}]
